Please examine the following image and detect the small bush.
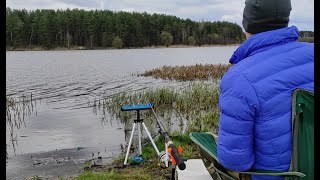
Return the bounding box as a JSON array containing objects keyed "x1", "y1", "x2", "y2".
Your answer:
[
  {"x1": 112, "y1": 36, "x2": 123, "y2": 49},
  {"x1": 160, "y1": 31, "x2": 173, "y2": 47},
  {"x1": 187, "y1": 36, "x2": 196, "y2": 45}
]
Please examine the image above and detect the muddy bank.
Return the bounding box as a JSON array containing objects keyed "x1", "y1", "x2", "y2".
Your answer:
[{"x1": 6, "y1": 146, "x2": 122, "y2": 180}]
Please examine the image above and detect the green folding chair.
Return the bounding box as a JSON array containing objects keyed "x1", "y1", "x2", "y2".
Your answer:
[{"x1": 190, "y1": 88, "x2": 313, "y2": 180}]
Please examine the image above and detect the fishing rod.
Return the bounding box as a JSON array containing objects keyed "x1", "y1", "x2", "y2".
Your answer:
[{"x1": 148, "y1": 102, "x2": 186, "y2": 171}]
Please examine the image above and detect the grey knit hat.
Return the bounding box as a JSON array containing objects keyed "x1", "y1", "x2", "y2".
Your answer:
[{"x1": 242, "y1": 0, "x2": 292, "y2": 34}]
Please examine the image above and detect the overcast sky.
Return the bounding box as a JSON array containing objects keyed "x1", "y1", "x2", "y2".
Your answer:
[{"x1": 6, "y1": 0, "x2": 314, "y2": 31}]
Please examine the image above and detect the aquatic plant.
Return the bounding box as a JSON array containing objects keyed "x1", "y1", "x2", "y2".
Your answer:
[
  {"x1": 6, "y1": 93, "x2": 37, "y2": 157},
  {"x1": 91, "y1": 82, "x2": 221, "y2": 136},
  {"x1": 141, "y1": 64, "x2": 232, "y2": 81}
]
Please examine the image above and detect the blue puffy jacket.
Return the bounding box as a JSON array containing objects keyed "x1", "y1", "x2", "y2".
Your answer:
[{"x1": 217, "y1": 26, "x2": 314, "y2": 180}]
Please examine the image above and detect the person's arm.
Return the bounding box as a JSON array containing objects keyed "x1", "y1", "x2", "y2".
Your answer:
[{"x1": 217, "y1": 71, "x2": 260, "y2": 172}]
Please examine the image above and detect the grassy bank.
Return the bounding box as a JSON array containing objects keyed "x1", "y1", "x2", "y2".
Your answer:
[
  {"x1": 72, "y1": 134, "x2": 203, "y2": 180},
  {"x1": 298, "y1": 37, "x2": 314, "y2": 43}
]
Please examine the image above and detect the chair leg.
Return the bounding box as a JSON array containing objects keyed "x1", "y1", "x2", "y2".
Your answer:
[
  {"x1": 216, "y1": 172, "x2": 223, "y2": 180},
  {"x1": 212, "y1": 164, "x2": 236, "y2": 180}
]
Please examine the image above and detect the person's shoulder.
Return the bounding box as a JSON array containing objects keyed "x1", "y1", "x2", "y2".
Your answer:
[
  {"x1": 220, "y1": 67, "x2": 251, "y2": 92},
  {"x1": 298, "y1": 42, "x2": 314, "y2": 53},
  {"x1": 287, "y1": 41, "x2": 314, "y2": 59},
  {"x1": 291, "y1": 41, "x2": 314, "y2": 47},
  {"x1": 286, "y1": 41, "x2": 314, "y2": 52},
  {"x1": 221, "y1": 65, "x2": 241, "y2": 82}
]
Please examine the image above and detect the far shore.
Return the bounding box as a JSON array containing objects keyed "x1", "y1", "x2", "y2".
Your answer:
[{"x1": 6, "y1": 44, "x2": 240, "y2": 52}]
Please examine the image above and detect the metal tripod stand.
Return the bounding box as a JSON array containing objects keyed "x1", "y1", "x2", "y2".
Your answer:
[{"x1": 123, "y1": 108, "x2": 160, "y2": 165}]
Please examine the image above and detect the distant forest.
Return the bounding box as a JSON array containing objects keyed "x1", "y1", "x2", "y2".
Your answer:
[
  {"x1": 6, "y1": 8, "x2": 314, "y2": 50},
  {"x1": 298, "y1": 31, "x2": 314, "y2": 43},
  {"x1": 299, "y1": 31, "x2": 314, "y2": 37},
  {"x1": 6, "y1": 8, "x2": 246, "y2": 49}
]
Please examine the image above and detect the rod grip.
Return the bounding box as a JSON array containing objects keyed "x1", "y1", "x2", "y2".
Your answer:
[{"x1": 168, "y1": 144, "x2": 186, "y2": 170}]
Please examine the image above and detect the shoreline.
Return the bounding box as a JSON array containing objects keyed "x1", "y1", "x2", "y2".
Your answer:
[{"x1": 6, "y1": 44, "x2": 240, "y2": 52}]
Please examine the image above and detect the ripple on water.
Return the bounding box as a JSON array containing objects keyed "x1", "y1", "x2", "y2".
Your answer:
[{"x1": 6, "y1": 47, "x2": 235, "y2": 178}]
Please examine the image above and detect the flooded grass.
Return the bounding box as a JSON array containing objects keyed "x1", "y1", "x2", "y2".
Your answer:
[
  {"x1": 6, "y1": 94, "x2": 38, "y2": 157},
  {"x1": 90, "y1": 81, "x2": 221, "y2": 134},
  {"x1": 141, "y1": 64, "x2": 232, "y2": 81}
]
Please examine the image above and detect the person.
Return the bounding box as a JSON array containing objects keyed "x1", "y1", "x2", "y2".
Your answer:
[{"x1": 217, "y1": 0, "x2": 314, "y2": 180}]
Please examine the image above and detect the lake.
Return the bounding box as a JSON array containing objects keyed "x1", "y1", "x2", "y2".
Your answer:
[{"x1": 6, "y1": 46, "x2": 237, "y2": 179}]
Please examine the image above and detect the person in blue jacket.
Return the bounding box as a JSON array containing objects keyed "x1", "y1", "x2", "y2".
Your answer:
[{"x1": 217, "y1": 0, "x2": 314, "y2": 180}]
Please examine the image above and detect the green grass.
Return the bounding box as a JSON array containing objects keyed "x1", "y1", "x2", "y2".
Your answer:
[
  {"x1": 72, "y1": 134, "x2": 201, "y2": 180},
  {"x1": 140, "y1": 134, "x2": 195, "y2": 160},
  {"x1": 74, "y1": 170, "x2": 153, "y2": 180}
]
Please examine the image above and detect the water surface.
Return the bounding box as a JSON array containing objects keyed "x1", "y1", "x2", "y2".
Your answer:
[{"x1": 6, "y1": 46, "x2": 237, "y2": 179}]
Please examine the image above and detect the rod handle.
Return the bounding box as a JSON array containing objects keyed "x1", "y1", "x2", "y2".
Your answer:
[{"x1": 168, "y1": 144, "x2": 186, "y2": 170}]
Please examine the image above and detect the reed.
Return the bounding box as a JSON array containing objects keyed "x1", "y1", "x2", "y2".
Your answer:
[
  {"x1": 141, "y1": 64, "x2": 232, "y2": 81},
  {"x1": 6, "y1": 94, "x2": 37, "y2": 157},
  {"x1": 91, "y1": 81, "x2": 221, "y2": 134}
]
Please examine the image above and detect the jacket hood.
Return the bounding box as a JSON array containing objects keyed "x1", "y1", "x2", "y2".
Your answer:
[{"x1": 230, "y1": 26, "x2": 299, "y2": 64}]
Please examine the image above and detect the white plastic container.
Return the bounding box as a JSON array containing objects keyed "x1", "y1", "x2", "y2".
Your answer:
[{"x1": 176, "y1": 159, "x2": 213, "y2": 180}]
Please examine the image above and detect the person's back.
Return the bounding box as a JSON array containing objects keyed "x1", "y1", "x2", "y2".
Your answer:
[{"x1": 217, "y1": 1, "x2": 314, "y2": 180}]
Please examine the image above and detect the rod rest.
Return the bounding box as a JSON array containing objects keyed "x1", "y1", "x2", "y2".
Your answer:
[{"x1": 121, "y1": 102, "x2": 154, "y2": 111}]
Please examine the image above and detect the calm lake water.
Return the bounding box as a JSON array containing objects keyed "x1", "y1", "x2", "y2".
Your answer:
[{"x1": 6, "y1": 46, "x2": 237, "y2": 179}]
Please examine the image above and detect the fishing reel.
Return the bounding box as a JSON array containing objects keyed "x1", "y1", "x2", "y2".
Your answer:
[{"x1": 159, "y1": 151, "x2": 169, "y2": 168}]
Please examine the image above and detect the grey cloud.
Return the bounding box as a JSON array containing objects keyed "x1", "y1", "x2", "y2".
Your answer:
[
  {"x1": 6, "y1": 0, "x2": 314, "y2": 30},
  {"x1": 6, "y1": 0, "x2": 95, "y2": 10},
  {"x1": 56, "y1": 0, "x2": 101, "y2": 8}
]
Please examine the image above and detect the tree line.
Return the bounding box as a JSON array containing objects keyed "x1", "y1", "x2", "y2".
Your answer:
[
  {"x1": 299, "y1": 31, "x2": 314, "y2": 37},
  {"x1": 6, "y1": 8, "x2": 246, "y2": 49},
  {"x1": 298, "y1": 31, "x2": 314, "y2": 43}
]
